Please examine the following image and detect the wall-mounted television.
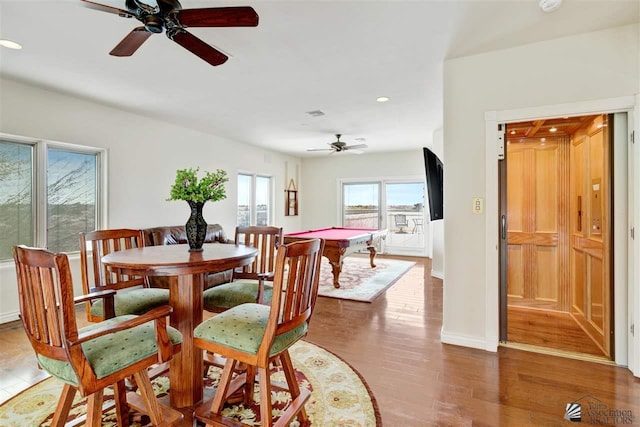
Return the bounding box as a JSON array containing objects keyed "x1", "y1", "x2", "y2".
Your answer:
[{"x1": 423, "y1": 148, "x2": 443, "y2": 221}]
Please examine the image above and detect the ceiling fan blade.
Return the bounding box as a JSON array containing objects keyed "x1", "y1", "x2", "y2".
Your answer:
[
  {"x1": 176, "y1": 7, "x2": 259, "y2": 27},
  {"x1": 306, "y1": 148, "x2": 333, "y2": 152},
  {"x1": 347, "y1": 149, "x2": 365, "y2": 154},
  {"x1": 170, "y1": 30, "x2": 228, "y2": 66},
  {"x1": 345, "y1": 144, "x2": 368, "y2": 150},
  {"x1": 110, "y1": 27, "x2": 152, "y2": 56},
  {"x1": 81, "y1": 0, "x2": 133, "y2": 17}
]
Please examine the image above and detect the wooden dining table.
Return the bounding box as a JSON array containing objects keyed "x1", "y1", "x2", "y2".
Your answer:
[{"x1": 102, "y1": 243, "x2": 258, "y2": 408}]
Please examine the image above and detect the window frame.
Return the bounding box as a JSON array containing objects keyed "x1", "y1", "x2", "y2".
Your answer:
[
  {"x1": 0, "y1": 133, "x2": 107, "y2": 262},
  {"x1": 237, "y1": 172, "x2": 273, "y2": 227}
]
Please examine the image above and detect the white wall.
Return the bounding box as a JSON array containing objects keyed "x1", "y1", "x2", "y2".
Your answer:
[
  {"x1": 0, "y1": 77, "x2": 302, "y2": 323},
  {"x1": 299, "y1": 149, "x2": 427, "y2": 232},
  {"x1": 441, "y1": 24, "x2": 640, "y2": 350}
]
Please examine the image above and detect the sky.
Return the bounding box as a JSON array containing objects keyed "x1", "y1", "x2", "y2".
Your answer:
[
  {"x1": 230, "y1": 176, "x2": 426, "y2": 207},
  {"x1": 344, "y1": 182, "x2": 425, "y2": 206}
]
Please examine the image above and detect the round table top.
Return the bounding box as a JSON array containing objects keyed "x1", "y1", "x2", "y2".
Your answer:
[{"x1": 102, "y1": 243, "x2": 258, "y2": 276}]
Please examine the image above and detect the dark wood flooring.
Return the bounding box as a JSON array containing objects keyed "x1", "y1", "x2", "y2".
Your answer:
[{"x1": 2, "y1": 255, "x2": 640, "y2": 426}]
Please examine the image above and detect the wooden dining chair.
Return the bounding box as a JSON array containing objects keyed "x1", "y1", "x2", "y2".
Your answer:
[
  {"x1": 80, "y1": 229, "x2": 170, "y2": 322},
  {"x1": 202, "y1": 225, "x2": 282, "y2": 313},
  {"x1": 193, "y1": 238, "x2": 325, "y2": 427},
  {"x1": 12, "y1": 245, "x2": 183, "y2": 427}
]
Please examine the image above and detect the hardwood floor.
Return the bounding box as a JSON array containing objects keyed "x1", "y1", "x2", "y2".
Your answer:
[
  {"x1": 507, "y1": 305, "x2": 608, "y2": 358},
  {"x1": 2, "y1": 255, "x2": 640, "y2": 426}
]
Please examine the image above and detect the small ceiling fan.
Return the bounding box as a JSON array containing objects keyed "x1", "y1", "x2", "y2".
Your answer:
[
  {"x1": 81, "y1": 0, "x2": 259, "y2": 66},
  {"x1": 307, "y1": 134, "x2": 368, "y2": 154}
]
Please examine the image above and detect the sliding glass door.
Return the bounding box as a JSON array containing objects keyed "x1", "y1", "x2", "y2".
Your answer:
[
  {"x1": 341, "y1": 179, "x2": 427, "y2": 256},
  {"x1": 384, "y1": 182, "x2": 426, "y2": 255}
]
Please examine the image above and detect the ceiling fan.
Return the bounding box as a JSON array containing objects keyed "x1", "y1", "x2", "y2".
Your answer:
[
  {"x1": 307, "y1": 134, "x2": 368, "y2": 154},
  {"x1": 81, "y1": 0, "x2": 259, "y2": 66}
]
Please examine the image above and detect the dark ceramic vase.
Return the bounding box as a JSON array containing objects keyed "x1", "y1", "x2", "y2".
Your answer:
[{"x1": 185, "y1": 200, "x2": 207, "y2": 252}]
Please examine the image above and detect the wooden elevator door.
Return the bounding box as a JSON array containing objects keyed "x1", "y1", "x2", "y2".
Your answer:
[
  {"x1": 507, "y1": 136, "x2": 570, "y2": 310},
  {"x1": 569, "y1": 115, "x2": 611, "y2": 358}
]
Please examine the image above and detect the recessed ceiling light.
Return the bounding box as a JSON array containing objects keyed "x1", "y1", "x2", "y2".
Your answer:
[
  {"x1": 376, "y1": 96, "x2": 390, "y2": 103},
  {"x1": 0, "y1": 39, "x2": 22, "y2": 49},
  {"x1": 510, "y1": 130, "x2": 516, "y2": 135},
  {"x1": 549, "y1": 127, "x2": 557, "y2": 132},
  {"x1": 539, "y1": 0, "x2": 562, "y2": 13}
]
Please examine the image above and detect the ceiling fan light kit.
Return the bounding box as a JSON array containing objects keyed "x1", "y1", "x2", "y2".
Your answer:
[
  {"x1": 307, "y1": 134, "x2": 369, "y2": 154},
  {"x1": 81, "y1": 0, "x2": 259, "y2": 66},
  {"x1": 539, "y1": 0, "x2": 562, "y2": 13}
]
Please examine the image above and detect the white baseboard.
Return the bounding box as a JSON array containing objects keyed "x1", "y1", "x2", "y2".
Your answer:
[
  {"x1": 0, "y1": 311, "x2": 19, "y2": 325},
  {"x1": 440, "y1": 327, "x2": 498, "y2": 352},
  {"x1": 430, "y1": 269, "x2": 444, "y2": 279}
]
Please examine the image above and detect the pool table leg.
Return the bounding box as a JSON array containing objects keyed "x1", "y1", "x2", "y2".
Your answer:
[
  {"x1": 367, "y1": 245, "x2": 377, "y2": 268},
  {"x1": 329, "y1": 260, "x2": 342, "y2": 288}
]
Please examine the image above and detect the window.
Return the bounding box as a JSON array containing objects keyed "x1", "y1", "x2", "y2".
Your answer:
[
  {"x1": 0, "y1": 137, "x2": 105, "y2": 261},
  {"x1": 237, "y1": 173, "x2": 272, "y2": 226},
  {"x1": 342, "y1": 182, "x2": 380, "y2": 229},
  {"x1": 341, "y1": 179, "x2": 427, "y2": 256}
]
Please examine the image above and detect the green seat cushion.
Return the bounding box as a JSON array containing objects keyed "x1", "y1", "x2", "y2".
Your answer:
[
  {"x1": 202, "y1": 280, "x2": 273, "y2": 311},
  {"x1": 90, "y1": 287, "x2": 169, "y2": 318},
  {"x1": 194, "y1": 303, "x2": 307, "y2": 357},
  {"x1": 37, "y1": 315, "x2": 182, "y2": 387}
]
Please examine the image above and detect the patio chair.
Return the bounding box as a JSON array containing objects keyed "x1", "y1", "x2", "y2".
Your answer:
[{"x1": 394, "y1": 214, "x2": 409, "y2": 233}]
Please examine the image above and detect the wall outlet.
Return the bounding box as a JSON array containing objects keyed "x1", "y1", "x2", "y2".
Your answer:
[{"x1": 473, "y1": 197, "x2": 484, "y2": 214}]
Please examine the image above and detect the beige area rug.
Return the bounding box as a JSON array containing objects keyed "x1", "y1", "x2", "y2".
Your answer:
[
  {"x1": 318, "y1": 256, "x2": 415, "y2": 302},
  {"x1": 0, "y1": 340, "x2": 381, "y2": 427}
]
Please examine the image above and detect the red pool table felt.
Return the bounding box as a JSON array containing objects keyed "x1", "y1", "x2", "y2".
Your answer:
[{"x1": 284, "y1": 227, "x2": 381, "y2": 242}]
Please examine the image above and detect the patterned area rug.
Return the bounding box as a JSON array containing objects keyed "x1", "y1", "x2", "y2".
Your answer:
[
  {"x1": 0, "y1": 340, "x2": 381, "y2": 427},
  {"x1": 318, "y1": 256, "x2": 415, "y2": 302}
]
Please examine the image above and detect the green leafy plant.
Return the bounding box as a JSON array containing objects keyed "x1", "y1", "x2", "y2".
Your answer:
[{"x1": 167, "y1": 167, "x2": 228, "y2": 203}]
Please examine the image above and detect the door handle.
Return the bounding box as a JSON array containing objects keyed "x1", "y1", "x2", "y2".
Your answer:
[
  {"x1": 577, "y1": 195, "x2": 582, "y2": 232},
  {"x1": 501, "y1": 215, "x2": 506, "y2": 240}
]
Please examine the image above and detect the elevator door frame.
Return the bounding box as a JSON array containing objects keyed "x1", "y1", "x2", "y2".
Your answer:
[{"x1": 484, "y1": 95, "x2": 637, "y2": 373}]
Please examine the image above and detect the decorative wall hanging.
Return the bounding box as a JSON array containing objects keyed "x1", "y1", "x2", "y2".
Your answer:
[{"x1": 285, "y1": 178, "x2": 298, "y2": 216}]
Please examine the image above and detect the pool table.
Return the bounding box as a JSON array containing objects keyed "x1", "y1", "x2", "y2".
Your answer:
[{"x1": 283, "y1": 227, "x2": 387, "y2": 288}]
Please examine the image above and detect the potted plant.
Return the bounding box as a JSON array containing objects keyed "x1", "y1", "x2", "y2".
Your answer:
[{"x1": 167, "y1": 167, "x2": 228, "y2": 251}]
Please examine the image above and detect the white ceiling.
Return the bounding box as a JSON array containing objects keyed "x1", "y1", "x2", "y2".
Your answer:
[{"x1": 1, "y1": 0, "x2": 638, "y2": 156}]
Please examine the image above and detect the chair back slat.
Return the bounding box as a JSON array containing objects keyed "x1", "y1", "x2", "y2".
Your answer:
[
  {"x1": 13, "y1": 245, "x2": 77, "y2": 361},
  {"x1": 264, "y1": 239, "x2": 324, "y2": 346},
  {"x1": 233, "y1": 226, "x2": 282, "y2": 280},
  {"x1": 41, "y1": 267, "x2": 59, "y2": 346}
]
